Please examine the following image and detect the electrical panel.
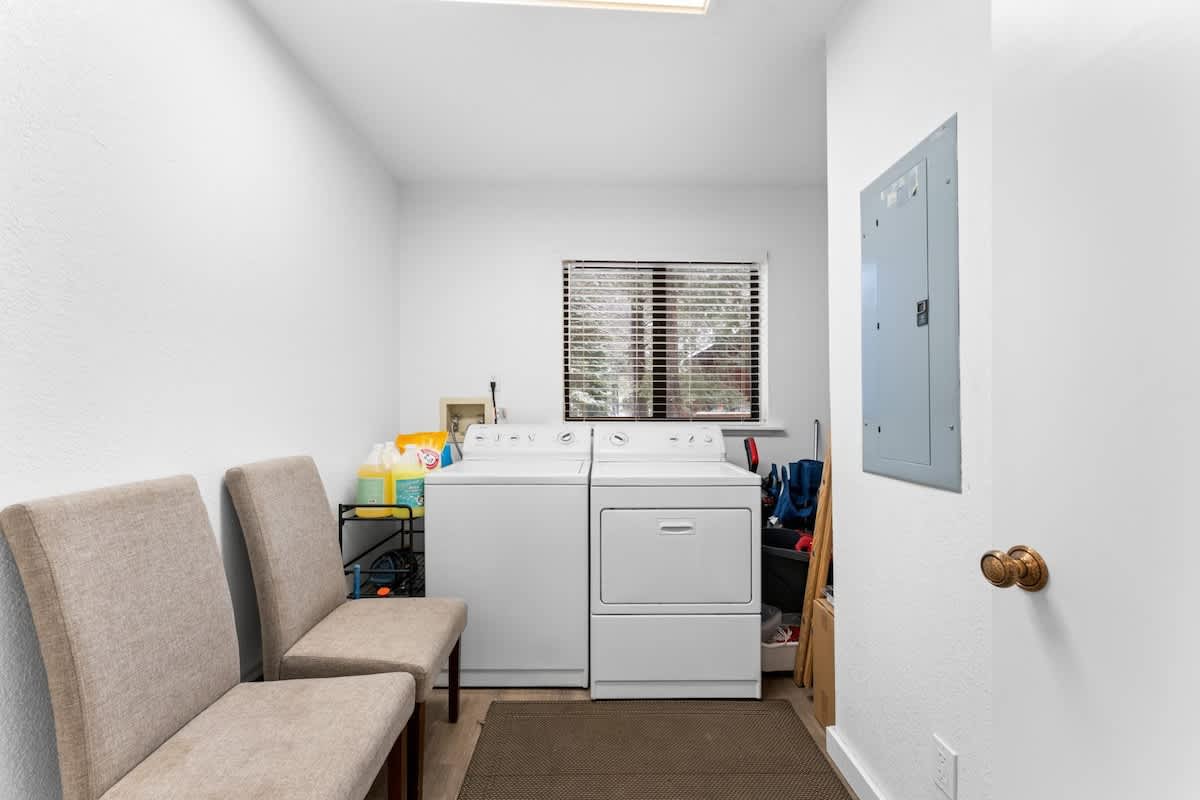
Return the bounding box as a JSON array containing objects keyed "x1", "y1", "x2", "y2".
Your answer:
[{"x1": 861, "y1": 116, "x2": 961, "y2": 492}]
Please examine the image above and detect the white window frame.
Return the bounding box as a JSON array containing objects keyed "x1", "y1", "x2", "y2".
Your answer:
[{"x1": 560, "y1": 258, "x2": 772, "y2": 429}]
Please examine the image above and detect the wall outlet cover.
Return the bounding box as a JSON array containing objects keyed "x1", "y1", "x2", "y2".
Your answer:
[{"x1": 932, "y1": 733, "x2": 958, "y2": 799}]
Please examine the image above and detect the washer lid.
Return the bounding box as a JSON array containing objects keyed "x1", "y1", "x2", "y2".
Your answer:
[
  {"x1": 590, "y1": 460, "x2": 760, "y2": 487},
  {"x1": 426, "y1": 458, "x2": 591, "y2": 485}
]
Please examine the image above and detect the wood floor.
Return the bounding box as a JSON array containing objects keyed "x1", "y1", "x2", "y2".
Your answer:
[{"x1": 368, "y1": 675, "x2": 856, "y2": 800}]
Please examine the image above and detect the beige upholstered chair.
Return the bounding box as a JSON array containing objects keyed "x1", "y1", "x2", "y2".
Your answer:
[
  {"x1": 225, "y1": 456, "x2": 467, "y2": 800},
  {"x1": 0, "y1": 475, "x2": 414, "y2": 800}
]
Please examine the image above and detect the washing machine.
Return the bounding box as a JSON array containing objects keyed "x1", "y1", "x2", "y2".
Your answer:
[
  {"x1": 425, "y1": 423, "x2": 592, "y2": 687},
  {"x1": 590, "y1": 424, "x2": 762, "y2": 700}
]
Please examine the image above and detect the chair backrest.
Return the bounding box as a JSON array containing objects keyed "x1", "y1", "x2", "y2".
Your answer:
[
  {"x1": 0, "y1": 476, "x2": 240, "y2": 800},
  {"x1": 224, "y1": 456, "x2": 346, "y2": 680}
]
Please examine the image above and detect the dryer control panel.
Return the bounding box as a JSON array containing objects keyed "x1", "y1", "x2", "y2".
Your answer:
[
  {"x1": 461, "y1": 424, "x2": 593, "y2": 459},
  {"x1": 593, "y1": 424, "x2": 726, "y2": 461}
]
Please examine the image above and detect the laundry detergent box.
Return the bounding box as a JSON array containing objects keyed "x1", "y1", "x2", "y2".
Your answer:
[{"x1": 391, "y1": 431, "x2": 448, "y2": 517}]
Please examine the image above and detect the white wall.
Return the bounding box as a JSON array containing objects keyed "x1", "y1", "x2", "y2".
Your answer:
[
  {"x1": 391, "y1": 183, "x2": 829, "y2": 468},
  {"x1": 824, "y1": 2, "x2": 992, "y2": 799},
  {"x1": 0, "y1": 1, "x2": 407, "y2": 795}
]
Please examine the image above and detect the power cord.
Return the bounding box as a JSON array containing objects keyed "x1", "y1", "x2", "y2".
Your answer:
[
  {"x1": 449, "y1": 415, "x2": 464, "y2": 461},
  {"x1": 489, "y1": 379, "x2": 498, "y2": 424}
]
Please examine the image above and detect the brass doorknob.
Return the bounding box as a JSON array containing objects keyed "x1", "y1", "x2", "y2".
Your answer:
[{"x1": 980, "y1": 545, "x2": 1048, "y2": 592}]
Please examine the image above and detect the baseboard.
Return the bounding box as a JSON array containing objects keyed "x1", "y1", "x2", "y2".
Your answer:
[{"x1": 826, "y1": 726, "x2": 889, "y2": 800}]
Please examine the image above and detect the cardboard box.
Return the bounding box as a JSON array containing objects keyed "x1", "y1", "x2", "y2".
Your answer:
[{"x1": 812, "y1": 597, "x2": 836, "y2": 728}]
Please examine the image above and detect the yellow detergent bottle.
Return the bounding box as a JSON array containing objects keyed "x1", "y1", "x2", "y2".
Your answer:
[
  {"x1": 391, "y1": 444, "x2": 426, "y2": 518},
  {"x1": 355, "y1": 444, "x2": 391, "y2": 518},
  {"x1": 381, "y1": 442, "x2": 402, "y2": 506}
]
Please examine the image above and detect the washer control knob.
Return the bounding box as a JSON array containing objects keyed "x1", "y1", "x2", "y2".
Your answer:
[
  {"x1": 557, "y1": 431, "x2": 575, "y2": 444},
  {"x1": 703, "y1": 433, "x2": 713, "y2": 444},
  {"x1": 688, "y1": 434, "x2": 695, "y2": 444},
  {"x1": 509, "y1": 433, "x2": 521, "y2": 442},
  {"x1": 609, "y1": 432, "x2": 629, "y2": 446}
]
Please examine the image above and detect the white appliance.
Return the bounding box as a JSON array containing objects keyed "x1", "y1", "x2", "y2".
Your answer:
[
  {"x1": 589, "y1": 424, "x2": 762, "y2": 700},
  {"x1": 425, "y1": 423, "x2": 592, "y2": 687}
]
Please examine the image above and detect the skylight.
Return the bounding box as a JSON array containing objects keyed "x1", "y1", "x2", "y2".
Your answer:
[{"x1": 440, "y1": 0, "x2": 709, "y2": 14}]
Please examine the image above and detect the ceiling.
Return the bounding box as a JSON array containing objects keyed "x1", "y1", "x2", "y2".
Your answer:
[{"x1": 248, "y1": 0, "x2": 841, "y2": 185}]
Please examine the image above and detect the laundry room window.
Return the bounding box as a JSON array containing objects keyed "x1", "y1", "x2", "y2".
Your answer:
[{"x1": 562, "y1": 261, "x2": 762, "y2": 422}]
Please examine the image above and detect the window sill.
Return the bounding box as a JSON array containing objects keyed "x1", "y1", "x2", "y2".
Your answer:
[
  {"x1": 717, "y1": 421, "x2": 787, "y2": 435},
  {"x1": 564, "y1": 419, "x2": 787, "y2": 435}
]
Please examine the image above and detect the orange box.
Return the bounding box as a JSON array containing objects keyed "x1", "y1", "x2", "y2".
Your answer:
[{"x1": 812, "y1": 597, "x2": 836, "y2": 728}]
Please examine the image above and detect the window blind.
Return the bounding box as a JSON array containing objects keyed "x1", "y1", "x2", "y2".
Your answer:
[{"x1": 562, "y1": 260, "x2": 761, "y2": 421}]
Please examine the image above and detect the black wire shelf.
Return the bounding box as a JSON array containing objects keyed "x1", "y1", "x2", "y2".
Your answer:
[{"x1": 338, "y1": 504, "x2": 423, "y2": 598}]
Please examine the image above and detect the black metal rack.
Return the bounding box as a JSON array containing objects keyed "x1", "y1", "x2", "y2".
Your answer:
[{"x1": 338, "y1": 504, "x2": 423, "y2": 598}]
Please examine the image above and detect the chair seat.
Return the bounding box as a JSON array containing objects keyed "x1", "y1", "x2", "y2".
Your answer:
[
  {"x1": 280, "y1": 597, "x2": 468, "y2": 701},
  {"x1": 101, "y1": 673, "x2": 414, "y2": 800}
]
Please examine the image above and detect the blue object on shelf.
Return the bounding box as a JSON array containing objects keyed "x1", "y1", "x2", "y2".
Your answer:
[
  {"x1": 770, "y1": 459, "x2": 823, "y2": 529},
  {"x1": 765, "y1": 463, "x2": 780, "y2": 504}
]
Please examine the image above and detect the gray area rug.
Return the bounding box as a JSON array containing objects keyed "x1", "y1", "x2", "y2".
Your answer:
[{"x1": 459, "y1": 700, "x2": 853, "y2": 799}]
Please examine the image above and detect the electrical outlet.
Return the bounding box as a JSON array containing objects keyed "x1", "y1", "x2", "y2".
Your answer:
[{"x1": 932, "y1": 734, "x2": 957, "y2": 799}]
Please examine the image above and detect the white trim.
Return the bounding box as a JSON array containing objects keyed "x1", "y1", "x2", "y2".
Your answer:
[
  {"x1": 757, "y1": 252, "x2": 770, "y2": 425},
  {"x1": 827, "y1": 726, "x2": 889, "y2": 800},
  {"x1": 440, "y1": 0, "x2": 709, "y2": 14},
  {"x1": 718, "y1": 421, "x2": 786, "y2": 434},
  {"x1": 560, "y1": 255, "x2": 770, "y2": 424}
]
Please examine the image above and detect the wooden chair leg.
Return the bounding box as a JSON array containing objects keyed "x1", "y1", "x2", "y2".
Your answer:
[
  {"x1": 448, "y1": 638, "x2": 461, "y2": 724},
  {"x1": 405, "y1": 702, "x2": 426, "y2": 800},
  {"x1": 386, "y1": 728, "x2": 406, "y2": 800}
]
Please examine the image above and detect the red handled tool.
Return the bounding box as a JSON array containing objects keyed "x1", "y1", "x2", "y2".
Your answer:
[{"x1": 743, "y1": 437, "x2": 759, "y2": 473}]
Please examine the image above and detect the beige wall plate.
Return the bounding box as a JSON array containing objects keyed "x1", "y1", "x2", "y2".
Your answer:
[{"x1": 440, "y1": 396, "x2": 494, "y2": 443}]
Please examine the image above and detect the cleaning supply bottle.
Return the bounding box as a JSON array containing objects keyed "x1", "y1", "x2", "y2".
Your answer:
[
  {"x1": 391, "y1": 444, "x2": 426, "y2": 518},
  {"x1": 381, "y1": 442, "x2": 402, "y2": 506},
  {"x1": 355, "y1": 444, "x2": 391, "y2": 518}
]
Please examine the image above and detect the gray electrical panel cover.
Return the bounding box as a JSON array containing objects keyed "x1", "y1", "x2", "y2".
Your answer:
[{"x1": 861, "y1": 116, "x2": 961, "y2": 492}]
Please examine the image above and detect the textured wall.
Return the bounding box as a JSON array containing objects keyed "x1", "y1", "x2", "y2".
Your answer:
[
  {"x1": 824, "y1": 1, "x2": 993, "y2": 798},
  {"x1": 0, "y1": 2, "x2": 406, "y2": 795}
]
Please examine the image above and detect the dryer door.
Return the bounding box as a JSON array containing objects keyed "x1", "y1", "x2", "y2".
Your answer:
[{"x1": 599, "y1": 508, "x2": 752, "y2": 606}]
